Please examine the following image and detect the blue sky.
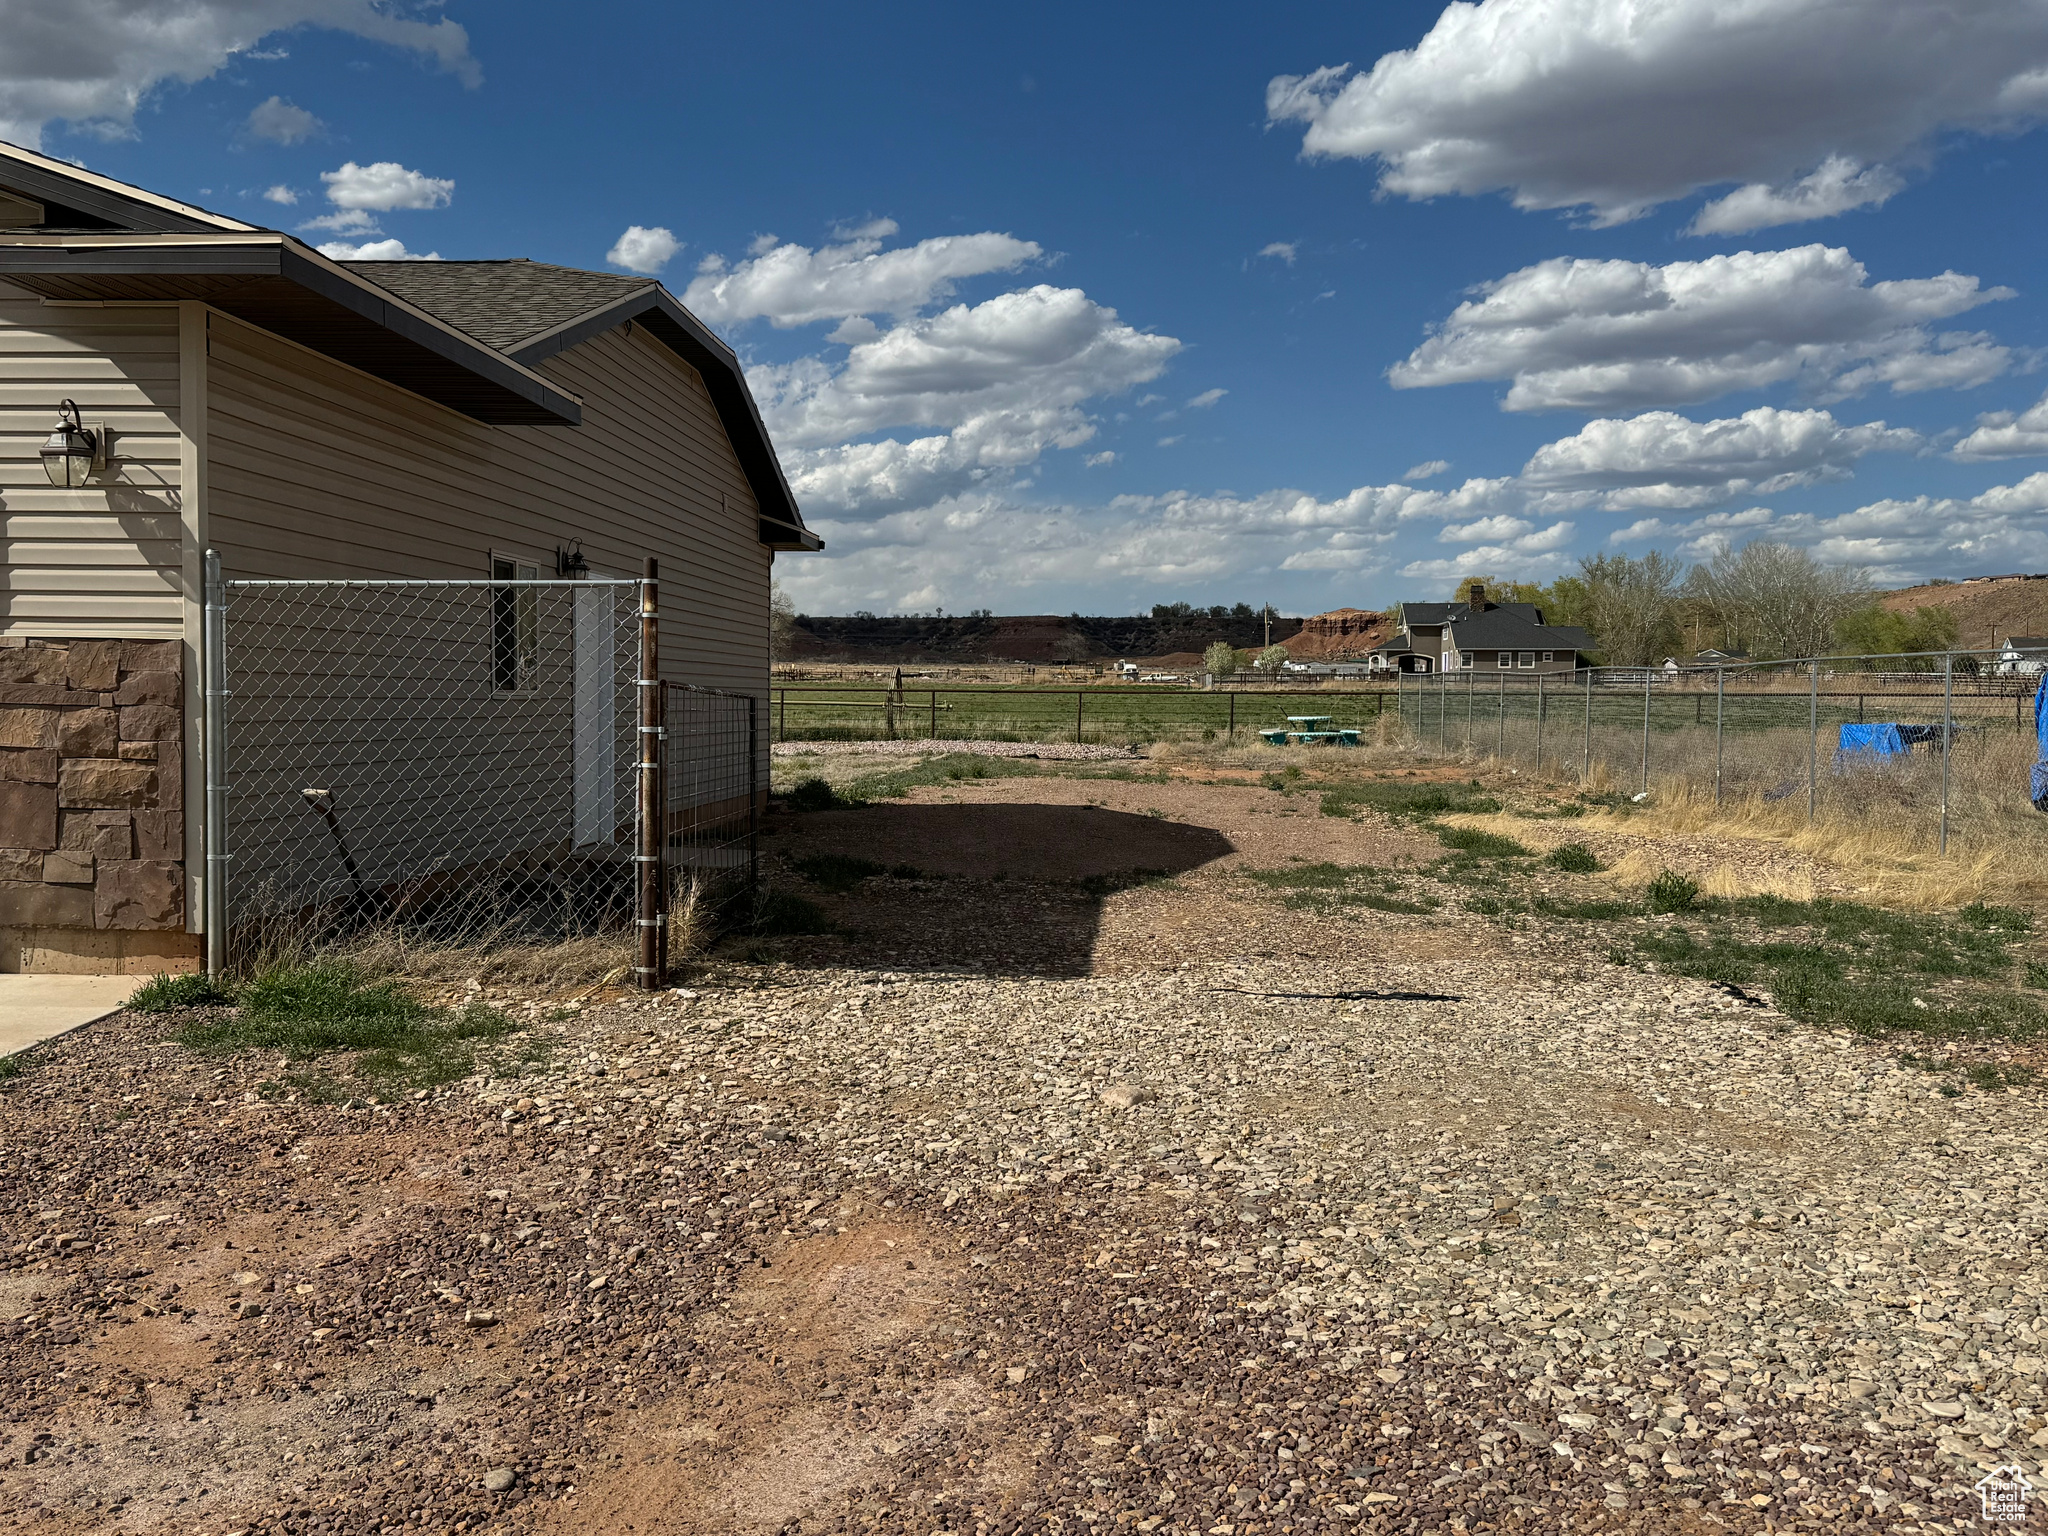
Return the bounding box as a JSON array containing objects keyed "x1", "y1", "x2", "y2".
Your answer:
[{"x1": 13, "y1": 0, "x2": 2048, "y2": 615}]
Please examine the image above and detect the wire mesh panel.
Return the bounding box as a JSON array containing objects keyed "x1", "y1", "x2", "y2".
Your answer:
[
  {"x1": 663, "y1": 683, "x2": 758, "y2": 929},
  {"x1": 217, "y1": 578, "x2": 642, "y2": 966}
]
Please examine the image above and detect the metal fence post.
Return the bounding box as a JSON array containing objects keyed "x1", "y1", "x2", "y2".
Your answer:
[
  {"x1": 1581, "y1": 666, "x2": 1592, "y2": 783},
  {"x1": 1075, "y1": 690, "x2": 1084, "y2": 745},
  {"x1": 1438, "y1": 665, "x2": 1448, "y2": 752},
  {"x1": 1640, "y1": 669, "x2": 1652, "y2": 794},
  {"x1": 202, "y1": 548, "x2": 228, "y2": 979},
  {"x1": 636, "y1": 558, "x2": 663, "y2": 991},
  {"x1": 1535, "y1": 671, "x2": 1546, "y2": 775},
  {"x1": 1807, "y1": 659, "x2": 1818, "y2": 826},
  {"x1": 1713, "y1": 665, "x2": 1725, "y2": 807},
  {"x1": 1940, "y1": 652, "x2": 1954, "y2": 854},
  {"x1": 1465, "y1": 666, "x2": 1474, "y2": 751},
  {"x1": 748, "y1": 691, "x2": 761, "y2": 913},
  {"x1": 1498, "y1": 669, "x2": 1506, "y2": 757},
  {"x1": 1228, "y1": 692, "x2": 1236, "y2": 742}
]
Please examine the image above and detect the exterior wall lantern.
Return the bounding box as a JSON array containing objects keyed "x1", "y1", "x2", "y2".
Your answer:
[
  {"x1": 554, "y1": 539, "x2": 589, "y2": 578},
  {"x1": 39, "y1": 399, "x2": 106, "y2": 488}
]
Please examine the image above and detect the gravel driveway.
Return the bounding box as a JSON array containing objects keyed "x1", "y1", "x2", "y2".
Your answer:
[{"x1": 3, "y1": 785, "x2": 2043, "y2": 1536}]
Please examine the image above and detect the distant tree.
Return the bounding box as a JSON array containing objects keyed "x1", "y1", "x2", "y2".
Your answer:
[
  {"x1": 1204, "y1": 641, "x2": 1240, "y2": 678},
  {"x1": 1252, "y1": 644, "x2": 1290, "y2": 675},
  {"x1": 1231, "y1": 601, "x2": 1256, "y2": 621},
  {"x1": 1577, "y1": 551, "x2": 1686, "y2": 666},
  {"x1": 1835, "y1": 602, "x2": 1960, "y2": 665},
  {"x1": 1687, "y1": 542, "x2": 1867, "y2": 660},
  {"x1": 769, "y1": 581, "x2": 797, "y2": 660},
  {"x1": 1152, "y1": 601, "x2": 1196, "y2": 620}
]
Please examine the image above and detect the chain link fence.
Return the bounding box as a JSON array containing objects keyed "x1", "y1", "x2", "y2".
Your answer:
[
  {"x1": 206, "y1": 570, "x2": 666, "y2": 971},
  {"x1": 1391, "y1": 648, "x2": 2046, "y2": 859},
  {"x1": 663, "y1": 682, "x2": 759, "y2": 941}
]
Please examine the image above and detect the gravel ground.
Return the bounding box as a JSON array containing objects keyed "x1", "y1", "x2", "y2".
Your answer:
[{"x1": 4, "y1": 784, "x2": 2044, "y2": 1536}]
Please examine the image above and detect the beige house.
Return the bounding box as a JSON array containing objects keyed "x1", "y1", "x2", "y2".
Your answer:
[{"x1": 0, "y1": 142, "x2": 815, "y2": 972}]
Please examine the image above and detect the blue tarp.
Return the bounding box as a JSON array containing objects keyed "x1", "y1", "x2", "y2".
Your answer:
[
  {"x1": 2034, "y1": 681, "x2": 2048, "y2": 812},
  {"x1": 1838, "y1": 723, "x2": 1907, "y2": 759}
]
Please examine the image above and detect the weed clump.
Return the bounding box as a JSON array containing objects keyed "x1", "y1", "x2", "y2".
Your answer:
[
  {"x1": 129, "y1": 971, "x2": 236, "y2": 1012},
  {"x1": 1546, "y1": 843, "x2": 1601, "y2": 873},
  {"x1": 791, "y1": 853, "x2": 887, "y2": 892},
  {"x1": 1435, "y1": 825, "x2": 1532, "y2": 858},
  {"x1": 1320, "y1": 780, "x2": 1501, "y2": 821},
  {"x1": 784, "y1": 777, "x2": 840, "y2": 812},
  {"x1": 168, "y1": 960, "x2": 533, "y2": 1090},
  {"x1": 1647, "y1": 870, "x2": 1702, "y2": 913}
]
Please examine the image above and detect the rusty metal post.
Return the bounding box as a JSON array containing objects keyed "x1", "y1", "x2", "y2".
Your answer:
[{"x1": 635, "y1": 558, "x2": 663, "y2": 991}]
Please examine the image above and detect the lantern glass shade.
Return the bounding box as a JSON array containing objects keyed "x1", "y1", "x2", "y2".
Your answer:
[{"x1": 38, "y1": 407, "x2": 98, "y2": 489}]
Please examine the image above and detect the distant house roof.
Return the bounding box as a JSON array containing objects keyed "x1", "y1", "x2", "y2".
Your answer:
[
  {"x1": 1692, "y1": 647, "x2": 1748, "y2": 662},
  {"x1": 2004, "y1": 636, "x2": 2048, "y2": 650},
  {"x1": 1403, "y1": 600, "x2": 1543, "y2": 628},
  {"x1": 1445, "y1": 609, "x2": 1592, "y2": 652}
]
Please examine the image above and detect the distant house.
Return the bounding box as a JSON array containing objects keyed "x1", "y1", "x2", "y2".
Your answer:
[
  {"x1": 1365, "y1": 581, "x2": 1593, "y2": 675},
  {"x1": 1993, "y1": 637, "x2": 2048, "y2": 676},
  {"x1": 1691, "y1": 647, "x2": 1748, "y2": 665}
]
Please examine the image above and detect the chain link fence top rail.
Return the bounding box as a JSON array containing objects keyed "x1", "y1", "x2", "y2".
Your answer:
[
  {"x1": 1390, "y1": 648, "x2": 2046, "y2": 859},
  {"x1": 215, "y1": 577, "x2": 643, "y2": 966}
]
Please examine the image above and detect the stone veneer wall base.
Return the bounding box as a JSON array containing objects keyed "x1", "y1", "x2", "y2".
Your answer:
[{"x1": 0, "y1": 638, "x2": 189, "y2": 974}]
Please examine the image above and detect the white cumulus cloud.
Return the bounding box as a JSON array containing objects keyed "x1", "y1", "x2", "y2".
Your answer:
[
  {"x1": 1258, "y1": 242, "x2": 1298, "y2": 265},
  {"x1": 243, "y1": 94, "x2": 320, "y2": 144},
  {"x1": 1186, "y1": 389, "x2": 1227, "y2": 410},
  {"x1": 683, "y1": 225, "x2": 1041, "y2": 329},
  {"x1": 1952, "y1": 389, "x2": 2048, "y2": 461},
  {"x1": 1689, "y1": 156, "x2": 1904, "y2": 236},
  {"x1": 1267, "y1": 0, "x2": 2048, "y2": 229},
  {"x1": 317, "y1": 237, "x2": 438, "y2": 261},
  {"x1": 319, "y1": 159, "x2": 453, "y2": 211},
  {"x1": 1392, "y1": 245, "x2": 2013, "y2": 412},
  {"x1": 606, "y1": 225, "x2": 678, "y2": 275},
  {"x1": 1403, "y1": 459, "x2": 1450, "y2": 482},
  {"x1": 0, "y1": 0, "x2": 477, "y2": 150},
  {"x1": 261, "y1": 183, "x2": 297, "y2": 205},
  {"x1": 1521, "y1": 407, "x2": 1920, "y2": 508}
]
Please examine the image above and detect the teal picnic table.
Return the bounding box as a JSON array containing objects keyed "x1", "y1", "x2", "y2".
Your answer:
[{"x1": 1286, "y1": 715, "x2": 1334, "y2": 731}]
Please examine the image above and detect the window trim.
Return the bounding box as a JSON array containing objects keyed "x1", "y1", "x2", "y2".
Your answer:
[
  {"x1": 490, "y1": 550, "x2": 541, "y2": 693},
  {"x1": 1516, "y1": 651, "x2": 1535, "y2": 668},
  {"x1": 1496, "y1": 651, "x2": 1511, "y2": 668},
  {"x1": 1541, "y1": 651, "x2": 1554, "y2": 663}
]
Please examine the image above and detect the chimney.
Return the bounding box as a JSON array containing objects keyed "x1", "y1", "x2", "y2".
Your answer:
[{"x1": 1466, "y1": 579, "x2": 1486, "y2": 614}]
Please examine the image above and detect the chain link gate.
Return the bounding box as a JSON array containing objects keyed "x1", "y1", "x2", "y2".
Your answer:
[
  {"x1": 203, "y1": 557, "x2": 679, "y2": 974},
  {"x1": 662, "y1": 682, "x2": 760, "y2": 963}
]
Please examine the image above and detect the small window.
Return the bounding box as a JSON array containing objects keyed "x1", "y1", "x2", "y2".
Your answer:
[
  {"x1": 1496, "y1": 652, "x2": 1511, "y2": 668},
  {"x1": 1542, "y1": 651, "x2": 1554, "y2": 663},
  {"x1": 1517, "y1": 651, "x2": 1535, "y2": 668},
  {"x1": 491, "y1": 553, "x2": 539, "y2": 691}
]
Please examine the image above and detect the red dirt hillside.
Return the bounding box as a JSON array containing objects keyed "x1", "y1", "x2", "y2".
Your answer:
[
  {"x1": 1877, "y1": 573, "x2": 2048, "y2": 650},
  {"x1": 1284, "y1": 608, "x2": 1395, "y2": 659}
]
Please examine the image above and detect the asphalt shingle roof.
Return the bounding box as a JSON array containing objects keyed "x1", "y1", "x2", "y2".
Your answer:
[
  {"x1": 345, "y1": 259, "x2": 656, "y2": 353},
  {"x1": 1446, "y1": 610, "x2": 1592, "y2": 651}
]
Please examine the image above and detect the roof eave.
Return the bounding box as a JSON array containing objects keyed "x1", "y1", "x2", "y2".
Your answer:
[
  {"x1": 506, "y1": 285, "x2": 811, "y2": 547},
  {"x1": 0, "y1": 232, "x2": 580, "y2": 426}
]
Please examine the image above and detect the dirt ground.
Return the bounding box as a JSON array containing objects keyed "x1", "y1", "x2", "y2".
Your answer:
[{"x1": 3, "y1": 765, "x2": 2043, "y2": 1536}]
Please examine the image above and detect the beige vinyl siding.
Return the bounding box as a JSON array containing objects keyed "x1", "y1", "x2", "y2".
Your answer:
[
  {"x1": 205, "y1": 310, "x2": 770, "y2": 694},
  {"x1": 0, "y1": 283, "x2": 184, "y2": 639}
]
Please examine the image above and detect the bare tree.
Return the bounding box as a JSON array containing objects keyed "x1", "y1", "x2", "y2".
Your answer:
[
  {"x1": 1687, "y1": 543, "x2": 1867, "y2": 660},
  {"x1": 1577, "y1": 551, "x2": 1685, "y2": 666},
  {"x1": 769, "y1": 580, "x2": 797, "y2": 662}
]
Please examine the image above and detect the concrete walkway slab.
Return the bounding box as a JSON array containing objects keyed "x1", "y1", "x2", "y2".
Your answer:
[{"x1": 0, "y1": 974, "x2": 142, "y2": 1057}]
